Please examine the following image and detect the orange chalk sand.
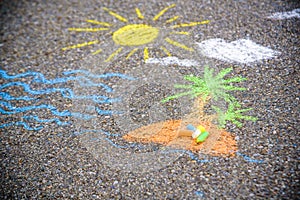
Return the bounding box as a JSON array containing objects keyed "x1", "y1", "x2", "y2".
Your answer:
[{"x1": 123, "y1": 119, "x2": 237, "y2": 157}]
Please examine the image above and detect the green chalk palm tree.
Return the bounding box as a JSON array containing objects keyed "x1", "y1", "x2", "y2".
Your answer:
[{"x1": 162, "y1": 65, "x2": 257, "y2": 128}]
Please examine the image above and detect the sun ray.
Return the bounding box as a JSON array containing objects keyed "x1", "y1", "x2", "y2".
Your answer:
[
  {"x1": 68, "y1": 28, "x2": 109, "y2": 32},
  {"x1": 135, "y1": 8, "x2": 144, "y2": 19},
  {"x1": 165, "y1": 37, "x2": 194, "y2": 51},
  {"x1": 144, "y1": 47, "x2": 149, "y2": 61},
  {"x1": 170, "y1": 31, "x2": 190, "y2": 35},
  {"x1": 165, "y1": 16, "x2": 179, "y2": 23},
  {"x1": 160, "y1": 46, "x2": 172, "y2": 56},
  {"x1": 153, "y1": 4, "x2": 176, "y2": 21},
  {"x1": 92, "y1": 49, "x2": 103, "y2": 55},
  {"x1": 105, "y1": 47, "x2": 123, "y2": 62},
  {"x1": 86, "y1": 20, "x2": 112, "y2": 27},
  {"x1": 63, "y1": 5, "x2": 210, "y2": 62},
  {"x1": 171, "y1": 20, "x2": 210, "y2": 28},
  {"x1": 62, "y1": 40, "x2": 99, "y2": 51},
  {"x1": 126, "y1": 48, "x2": 139, "y2": 59},
  {"x1": 103, "y1": 7, "x2": 128, "y2": 23}
]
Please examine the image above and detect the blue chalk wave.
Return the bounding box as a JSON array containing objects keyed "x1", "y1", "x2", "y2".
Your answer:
[{"x1": 0, "y1": 69, "x2": 134, "y2": 131}]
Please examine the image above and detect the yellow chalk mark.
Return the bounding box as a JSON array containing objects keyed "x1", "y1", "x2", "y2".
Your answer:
[
  {"x1": 153, "y1": 4, "x2": 176, "y2": 21},
  {"x1": 144, "y1": 47, "x2": 149, "y2": 61},
  {"x1": 126, "y1": 48, "x2": 139, "y2": 59},
  {"x1": 165, "y1": 37, "x2": 194, "y2": 51},
  {"x1": 92, "y1": 49, "x2": 102, "y2": 55},
  {"x1": 113, "y1": 24, "x2": 159, "y2": 46},
  {"x1": 171, "y1": 20, "x2": 210, "y2": 28},
  {"x1": 166, "y1": 16, "x2": 179, "y2": 23},
  {"x1": 170, "y1": 31, "x2": 190, "y2": 35},
  {"x1": 103, "y1": 7, "x2": 128, "y2": 23},
  {"x1": 86, "y1": 20, "x2": 112, "y2": 27},
  {"x1": 161, "y1": 46, "x2": 172, "y2": 56},
  {"x1": 105, "y1": 47, "x2": 123, "y2": 62},
  {"x1": 62, "y1": 40, "x2": 99, "y2": 51},
  {"x1": 68, "y1": 28, "x2": 109, "y2": 32},
  {"x1": 135, "y1": 8, "x2": 144, "y2": 19},
  {"x1": 63, "y1": 5, "x2": 210, "y2": 62}
]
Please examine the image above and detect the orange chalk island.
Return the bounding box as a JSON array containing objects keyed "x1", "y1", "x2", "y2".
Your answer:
[{"x1": 123, "y1": 98, "x2": 238, "y2": 157}]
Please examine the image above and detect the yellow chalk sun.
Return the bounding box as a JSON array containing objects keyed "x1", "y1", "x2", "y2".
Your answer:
[{"x1": 62, "y1": 4, "x2": 209, "y2": 62}]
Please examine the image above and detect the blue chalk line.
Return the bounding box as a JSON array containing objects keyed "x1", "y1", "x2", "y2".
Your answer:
[
  {"x1": 0, "y1": 82, "x2": 120, "y2": 104},
  {"x1": 0, "y1": 115, "x2": 70, "y2": 130},
  {"x1": 0, "y1": 100, "x2": 96, "y2": 119},
  {"x1": 0, "y1": 69, "x2": 132, "y2": 131},
  {"x1": 0, "y1": 69, "x2": 135, "y2": 91},
  {"x1": 0, "y1": 70, "x2": 112, "y2": 91},
  {"x1": 1, "y1": 100, "x2": 69, "y2": 116},
  {"x1": 23, "y1": 115, "x2": 70, "y2": 126},
  {"x1": 0, "y1": 121, "x2": 43, "y2": 131},
  {"x1": 0, "y1": 91, "x2": 36, "y2": 101}
]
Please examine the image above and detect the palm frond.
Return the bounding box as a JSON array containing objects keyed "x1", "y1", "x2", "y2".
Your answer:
[
  {"x1": 162, "y1": 65, "x2": 257, "y2": 128},
  {"x1": 213, "y1": 103, "x2": 257, "y2": 128}
]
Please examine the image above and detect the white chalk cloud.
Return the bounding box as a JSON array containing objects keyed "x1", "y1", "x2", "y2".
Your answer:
[
  {"x1": 146, "y1": 38, "x2": 280, "y2": 67},
  {"x1": 196, "y1": 38, "x2": 280, "y2": 64},
  {"x1": 267, "y1": 8, "x2": 300, "y2": 20},
  {"x1": 146, "y1": 56, "x2": 199, "y2": 67}
]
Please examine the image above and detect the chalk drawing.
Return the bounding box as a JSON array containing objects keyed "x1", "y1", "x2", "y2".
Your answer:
[
  {"x1": 197, "y1": 38, "x2": 280, "y2": 64},
  {"x1": 267, "y1": 8, "x2": 300, "y2": 20},
  {"x1": 0, "y1": 69, "x2": 264, "y2": 167},
  {"x1": 146, "y1": 56, "x2": 199, "y2": 67},
  {"x1": 0, "y1": 69, "x2": 133, "y2": 130},
  {"x1": 62, "y1": 4, "x2": 209, "y2": 61}
]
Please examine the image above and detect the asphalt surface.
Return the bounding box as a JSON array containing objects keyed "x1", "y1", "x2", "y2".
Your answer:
[{"x1": 1, "y1": 0, "x2": 299, "y2": 199}]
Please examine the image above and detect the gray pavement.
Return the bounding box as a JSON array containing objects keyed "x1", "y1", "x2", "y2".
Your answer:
[{"x1": 0, "y1": 0, "x2": 299, "y2": 199}]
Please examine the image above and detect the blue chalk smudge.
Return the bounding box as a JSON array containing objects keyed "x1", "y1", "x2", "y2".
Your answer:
[
  {"x1": 195, "y1": 191, "x2": 205, "y2": 197},
  {"x1": 72, "y1": 129, "x2": 121, "y2": 137},
  {"x1": 71, "y1": 112, "x2": 96, "y2": 120},
  {"x1": 105, "y1": 138, "x2": 138, "y2": 149},
  {"x1": 160, "y1": 149, "x2": 212, "y2": 163},
  {"x1": 95, "y1": 107, "x2": 123, "y2": 115},
  {"x1": 62, "y1": 70, "x2": 136, "y2": 80},
  {"x1": 236, "y1": 152, "x2": 264, "y2": 163}
]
